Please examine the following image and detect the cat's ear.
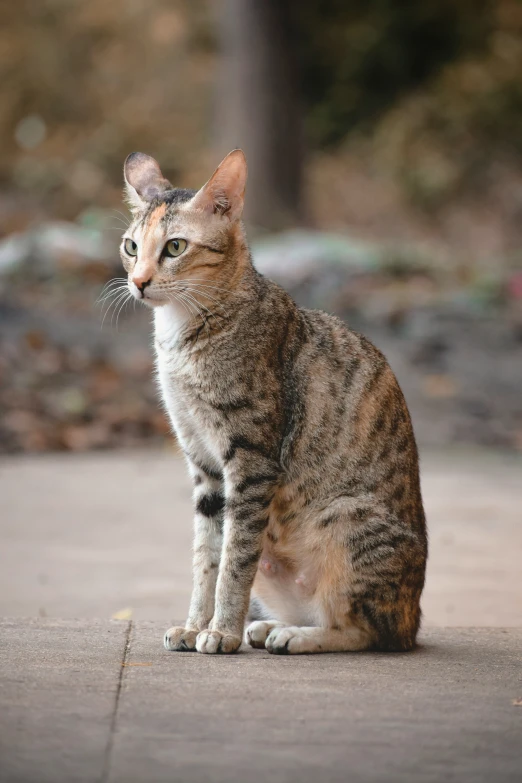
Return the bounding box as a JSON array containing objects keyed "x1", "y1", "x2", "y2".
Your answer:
[
  {"x1": 192, "y1": 149, "x2": 247, "y2": 221},
  {"x1": 123, "y1": 152, "x2": 172, "y2": 211}
]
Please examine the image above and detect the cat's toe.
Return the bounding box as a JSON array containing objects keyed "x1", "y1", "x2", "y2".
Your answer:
[
  {"x1": 245, "y1": 621, "x2": 271, "y2": 648},
  {"x1": 265, "y1": 626, "x2": 307, "y2": 655},
  {"x1": 245, "y1": 620, "x2": 284, "y2": 649},
  {"x1": 196, "y1": 629, "x2": 242, "y2": 654},
  {"x1": 164, "y1": 626, "x2": 198, "y2": 652}
]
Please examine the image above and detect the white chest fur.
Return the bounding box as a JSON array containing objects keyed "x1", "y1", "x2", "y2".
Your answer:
[{"x1": 154, "y1": 305, "x2": 224, "y2": 472}]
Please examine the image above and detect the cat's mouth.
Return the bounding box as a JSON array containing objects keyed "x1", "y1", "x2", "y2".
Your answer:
[{"x1": 129, "y1": 282, "x2": 166, "y2": 307}]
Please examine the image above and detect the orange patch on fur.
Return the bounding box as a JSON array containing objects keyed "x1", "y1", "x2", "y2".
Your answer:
[
  {"x1": 145, "y1": 202, "x2": 167, "y2": 239},
  {"x1": 135, "y1": 203, "x2": 168, "y2": 283}
]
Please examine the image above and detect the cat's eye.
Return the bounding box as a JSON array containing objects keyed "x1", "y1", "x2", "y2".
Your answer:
[
  {"x1": 164, "y1": 238, "x2": 187, "y2": 258},
  {"x1": 124, "y1": 238, "x2": 138, "y2": 256}
]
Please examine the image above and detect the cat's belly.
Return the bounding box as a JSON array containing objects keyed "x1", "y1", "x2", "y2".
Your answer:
[
  {"x1": 252, "y1": 550, "x2": 322, "y2": 626},
  {"x1": 251, "y1": 481, "x2": 356, "y2": 627},
  {"x1": 252, "y1": 500, "x2": 325, "y2": 627}
]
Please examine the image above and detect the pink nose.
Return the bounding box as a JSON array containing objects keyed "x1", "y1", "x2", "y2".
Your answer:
[{"x1": 131, "y1": 272, "x2": 151, "y2": 293}]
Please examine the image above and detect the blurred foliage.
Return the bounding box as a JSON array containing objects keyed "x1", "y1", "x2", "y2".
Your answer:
[
  {"x1": 290, "y1": 0, "x2": 522, "y2": 222},
  {"x1": 1, "y1": 0, "x2": 522, "y2": 227},
  {"x1": 371, "y1": 0, "x2": 522, "y2": 207},
  {"x1": 2, "y1": 1, "x2": 522, "y2": 453},
  {"x1": 291, "y1": 0, "x2": 493, "y2": 147},
  {"x1": 0, "y1": 0, "x2": 214, "y2": 222}
]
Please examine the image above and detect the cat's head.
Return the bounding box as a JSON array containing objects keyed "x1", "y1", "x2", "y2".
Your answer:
[{"x1": 120, "y1": 150, "x2": 248, "y2": 308}]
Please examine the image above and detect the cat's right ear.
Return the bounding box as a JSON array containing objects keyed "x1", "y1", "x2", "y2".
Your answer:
[
  {"x1": 192, "y1": 149, "x2": 247, "y2": 221},
  {"x1": 123, "y1": 152, "x2": 172, "y2": 211}
]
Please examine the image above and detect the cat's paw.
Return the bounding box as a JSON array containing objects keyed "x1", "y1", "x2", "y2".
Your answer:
[
  {"x1": 245, "y1": 620, "x2": 285, "y2": 649},
  {"x1": 245, "y1": 621, "x2": 272, "y2": 649},
  {"x1": 265, "y1": 626, "x2": 310, "y2": 655},
  {"x1": 164, "y1": 626, "x2": 198, "y2": 652},
  {"x1": 196, "y1": 629, "x2": 242, "y2": 654}
]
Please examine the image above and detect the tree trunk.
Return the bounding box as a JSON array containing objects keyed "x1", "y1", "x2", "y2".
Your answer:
[{"x1": 214, "y1": 0, "x2": 304, "y2": 231}]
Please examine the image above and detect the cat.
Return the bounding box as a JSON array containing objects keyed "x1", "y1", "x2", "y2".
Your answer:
[{"x1": 120, "y1": 149, "x2": 427, "y2": 655}]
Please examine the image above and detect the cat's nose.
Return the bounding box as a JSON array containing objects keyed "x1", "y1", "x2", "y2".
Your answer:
[{"x1": 132, "y1": 275, "x2": 151, "y2": 294}]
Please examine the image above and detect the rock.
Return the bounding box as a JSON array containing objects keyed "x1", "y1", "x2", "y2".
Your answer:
[
  {"x1": 0, "y1": 221, "x2": 114, "y2": 277},
  {"x1": 252, "y1": 230, "x2": 381, "y2": 283}
]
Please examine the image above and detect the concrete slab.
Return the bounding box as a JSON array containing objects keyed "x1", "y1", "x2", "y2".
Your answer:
[
  {"x1": 1, "y1": 449, "x2": 521, "y2": 626},
  {"x1": 0, "y1": 618, "x2": 129, "y2": 783},
  {"x1": 2, "y1": 622, "x2": 517, "y2": 783},
  {"x1": 0, "y1": 450, "x2": 193, "y2": 621},
  {"x1": 109, "y1": 624, "x2": 522, "y2": 783},
  {"x1": 1, "y1": 622, "x2": 521, "y2": 783}
]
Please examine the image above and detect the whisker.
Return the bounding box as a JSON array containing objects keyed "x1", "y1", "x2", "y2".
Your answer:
[
  {"x1": 174, "y1": 289, "x2": 209, "y2": 335},
  {"x1": 181, "y1": 290, "x2": 214, "y2": 320},
  {"x1": 98, "y1": 277, "x2": 127, "y2": 296},
  {"x1": 112, "y1": 292, "x2": 131, "y2": 329},
  {"x1": 97, "y1": 282, "x2": 127, "y2": 301},
  {"x1": 96, "y1": 290, "x2": 127, "y2": 310},
  {"x1": 108, "y1": 218, "x2": 129, "y2": 227},
  {"x1": 111, "y1": 209, "x2": 131, "y2": 227},
  {"x1": 114, "y1": 291, "x2": 133, "y2": 330},
  {"x1": 176, "y1": 287, "x2": 224, "y2": 315},
  {"x1": 175, "y1": 291, "x2": 202, "y2": 323},
  {"x1": 183, "y1": 287, "x2": 228, "y2": 318},
  {"x1": 168, "y1": 292, "x2": 195, "y2": 322},
  {"x1": 104, "y1": 288, "x2": 129, "y2": 320},
  {"x1": 101, "y1": 288, "x2": 129, "y2": 329},
  {"x1": 165, "y1": 291, "x2": 199, "y2": 329},
  {"x1": 177, "y1": 292, "x2": 225, "y2": 319},
  {"x1": 173, "y1": 278, "x2": 234, "y2": 292},
  {"x1": 183, "y1": 296, "x2": 211, "y2": 344},
  {"x1": 96, "y1": 279, "x2": 127, "y2": 296},
  {"x1": 175, "y1": 279, "x2": 236, "y2": 296},
  {"x1": 96, "y1": 285, "x2": 128, "y2": 307},
  {"x1": 168, "y1": 280, "x2": 229, "y2": 311},
  {"x1": 180, "y1": 285, "x2": 227, "y2": 309},
  {"x1": 181, "y1": 290, "x2": 226, "y2": 336}
]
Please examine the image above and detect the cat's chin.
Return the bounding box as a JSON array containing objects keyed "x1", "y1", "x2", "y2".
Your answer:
[
  {"x1": 140, "y1": 296, "x2": 165, "y2": 308},
  {"x1": 131, "y1": 291, "x2": 166, "y2": 308}
]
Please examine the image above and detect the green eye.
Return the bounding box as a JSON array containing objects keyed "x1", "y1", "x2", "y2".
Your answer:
[
  {"x1": 164, "y1": 238, "x2": 187, "y2": 258},
  {"x1": 124, "y1": 238, "x2": 138, "y2": 256}
]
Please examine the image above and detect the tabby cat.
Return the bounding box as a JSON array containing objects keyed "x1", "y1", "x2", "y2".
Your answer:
[{"x1": 120, "y1": 149, "x2": 427, "y2": 655}]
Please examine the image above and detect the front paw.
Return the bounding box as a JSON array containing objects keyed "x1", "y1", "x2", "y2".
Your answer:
[
  {"x1": 196, "y1": 629, "x2": 242, "y2": 654},
  {"x1": 164, "y1": 626, "x2": 198, "y2": 652}
]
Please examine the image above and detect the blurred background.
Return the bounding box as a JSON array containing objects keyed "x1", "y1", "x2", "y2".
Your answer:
[{"x1": 1, "y1": 0, "x2": 522, "y2": 455}]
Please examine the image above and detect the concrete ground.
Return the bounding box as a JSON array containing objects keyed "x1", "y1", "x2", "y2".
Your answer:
[
  {"x1": 1, "y1": 620, "x2": 521, "y2": 783},
  {"x1": 1, "y1": 448, "x2": 521, "y2": 625},
  {"x1": 1, "y1": 449, "x2": 522, "y2": 782}
]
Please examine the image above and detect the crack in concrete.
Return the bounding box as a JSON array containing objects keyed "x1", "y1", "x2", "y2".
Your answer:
[{"x1": 101, "y1": 620, "x2": 132, "y2": 783}]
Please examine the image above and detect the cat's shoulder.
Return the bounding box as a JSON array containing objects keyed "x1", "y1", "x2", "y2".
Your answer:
[
  {"x1": 300, "y1": 306, "x2": 386, "y2": 364},
  {"x1": 259, "y1": 274, "x2": 388, "y2": 371}
]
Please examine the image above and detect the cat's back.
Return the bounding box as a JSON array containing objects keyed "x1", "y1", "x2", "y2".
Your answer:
[
  {"x1": 288, "y1": 302, "x2": 410, "y2": 441},
  {"x1": 260, "y1": 275, "x2": 394, "y2": 383},
  {"x1": 277, "y1": 299, "x2": 424, "y2": 525}
]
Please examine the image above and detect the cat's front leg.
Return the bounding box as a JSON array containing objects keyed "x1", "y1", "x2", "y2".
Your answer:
[
  {"x1": 164, "y1": 465, "x2": 223, "y2": 652},
  {"x1": 196, "y1": 455, "x2": 278, "y2": 654}
]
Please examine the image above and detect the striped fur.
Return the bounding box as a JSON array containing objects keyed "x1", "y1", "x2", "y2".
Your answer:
[{"x1": 120, "y1": 150, "x2": 428, "y2": 655}]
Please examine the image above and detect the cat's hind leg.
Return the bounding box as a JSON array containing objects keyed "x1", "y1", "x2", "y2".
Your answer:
[
  {"x1": 257, "y1": 503, "x2": 424, "y2": 654},
  {"x1": 264, "y1": 625, "x2": 371, "y2": 654}
]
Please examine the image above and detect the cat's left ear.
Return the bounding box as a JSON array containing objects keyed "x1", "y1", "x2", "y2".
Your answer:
[
  {"x1": 192, "y1": 149, "x2": 247, "y2": 221},
  {"x1": 123, "y1": 152, "x2": 172, "y2": 211}
]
